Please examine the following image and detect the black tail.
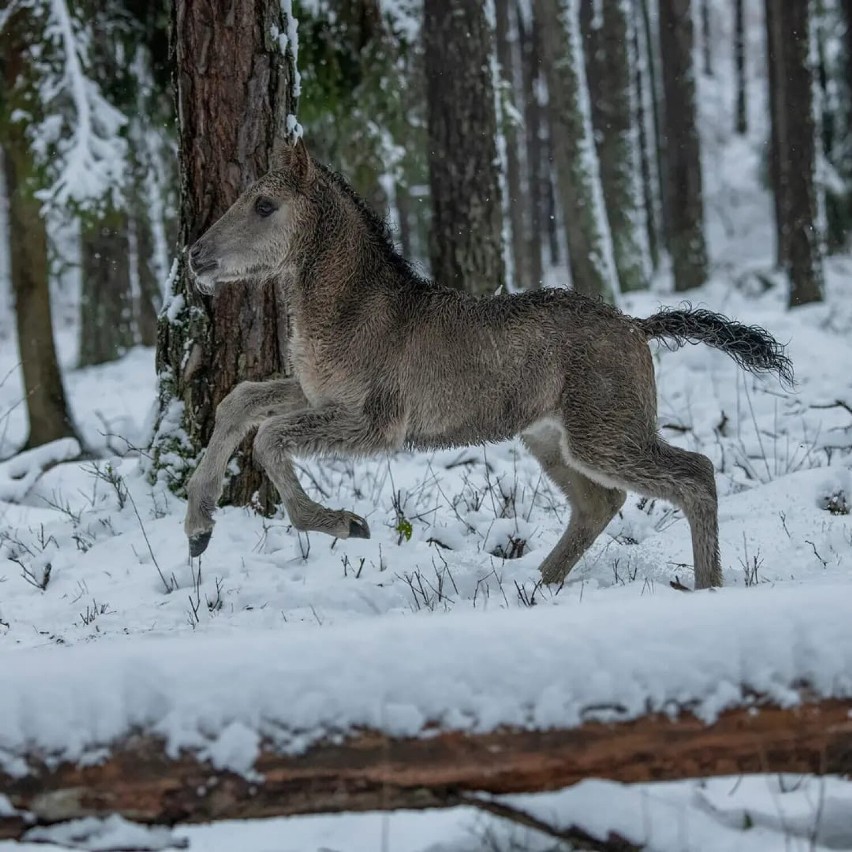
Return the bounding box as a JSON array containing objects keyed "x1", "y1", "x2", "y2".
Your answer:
[{"x1": 637, "y1": 305, "x2": 794, "y2": 388}]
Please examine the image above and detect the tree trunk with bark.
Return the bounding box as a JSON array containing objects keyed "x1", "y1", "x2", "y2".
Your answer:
[
  {"x1": 658, "y1": 0, "x2": 709, "y2": 292},
  {"x1": 734, "y1": 0, "x2": 748, "y2": 134},
  {"x1": 495, "y1": 0, "x2": 529, "y2": 289},
  {"x1": 1, "y1": 12, "x2": 80, "y2": 451},
  {"x1": 765, "y1": 0, "x2": 825, "y2": 306},
  {"x1": 3, "y1": 697, "x2": 850, "y2": 839},
  {"x1": 699, "y1": 0, "x2": 713, "y2": 75},
  {"x1": 633, "y1": 0, "x2": 661, "y2": 270},
  {"x1": 149, "y1": 0, "x2": 299, "y2": 505},
  {"x1": 79, "y1": 210, "x2": 134, "y2": 367},
  {"x1": 132, "y1": 208, "x2": 162, "y2": 347},
  {"x1": 638, "y1": 0, "x2": 668, "y2": 252},
  {"x1": 424, "y1": 0, "x2": 506, "y2": 295},
  {"x1": 537, "y1": 0, "x2": 618, "y2": 302},
  {"x1": 581, "y1": 0, "x2": 650, "y2": 291},
  {"x1": 764, "y1": 0, "x2": 785, "y2": 267},
  {"x1": 517, "y1": 1, "x2": 545, "y2": 288}
]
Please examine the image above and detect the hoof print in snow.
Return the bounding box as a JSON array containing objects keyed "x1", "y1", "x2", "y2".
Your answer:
[{"x1": 819, "y1": 489, "x2": 849, "y2": 516}]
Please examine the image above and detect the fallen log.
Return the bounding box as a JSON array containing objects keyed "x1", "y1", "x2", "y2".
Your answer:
[
  {"x1": 2, "y1": 695, "x2": 850, "y2": 839},
  {"x1": 2, "y1": 585, "x2": 851, "y2": 840}
]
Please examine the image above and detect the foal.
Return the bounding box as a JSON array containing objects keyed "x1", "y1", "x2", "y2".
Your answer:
[{"x1": 184, "y1": 140, "x2": 792, "y2": 589}]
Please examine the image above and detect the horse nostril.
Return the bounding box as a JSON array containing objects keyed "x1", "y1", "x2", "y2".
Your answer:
[{"x1": 189, "y1": 242, "x2": 203, "y2": 261}]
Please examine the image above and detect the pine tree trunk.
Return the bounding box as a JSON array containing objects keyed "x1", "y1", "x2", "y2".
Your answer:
[
  {"x1": 79, "y1": 211, "x2": 134, "y2": 367},
  {"x1": 633, "y1": 0, "x2": 661, "y2": 270},
  {"x1": 844, "y1": 0, "x2": 852, "y2": 98},
  {"x1": 1, "y1": 14, "x2": 79, "y2": 451},
  {"x1": 699, "y1": 0, "x2": 713, "y2": 76},
  {"x1": 658, "y1": 0, "x2": 708, "y2": 292},
  {"x1": 496, "y1": 0, "x2": 529, "y2": 290},
  {"x1": 424, "y1": 0, "x2": 506, "y2": 295},
  {"x1": 639, "y1": 0, "x2": 668, "y2": 251},
  {"x1": 149, "y1": 0, "x2": 298, "y2": 505},
  {"x1": 765, "y1": 0, "x2": 824, "y2": 306},
  {"x1": 133, "y1": 209, "x2": 161, "y2": 347},
  {"x1": 734, "y1": 0, "x2": 748, "y2": 134},
  {"x1": 517, "y1": 1, "x2": 545, "y2": 289},
  {"x1": 764, "y1": 0, "x2": 785, "y2": 267},
  {"x1": 538, "y1": 0, "x2": 618, "y2": 302},
  {"x1": 581, "y1": 0, "x2": 649, "y2": 291}
]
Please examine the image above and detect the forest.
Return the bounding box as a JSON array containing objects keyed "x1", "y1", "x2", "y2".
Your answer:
[{"x1": 1, "y1": 0, "x2": 852, "y2": 850}]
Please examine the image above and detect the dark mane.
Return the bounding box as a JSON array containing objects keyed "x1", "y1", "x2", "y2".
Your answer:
[{"x1": 312, "y1": 160, "x2": 428, "y2": 286}]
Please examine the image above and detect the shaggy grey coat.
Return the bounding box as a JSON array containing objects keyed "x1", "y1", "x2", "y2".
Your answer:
[{"x1": 184, "y1": 141, "x2": 792, "y2": 590}]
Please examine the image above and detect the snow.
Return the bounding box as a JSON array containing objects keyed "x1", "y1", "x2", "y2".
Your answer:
[
  {"x1": 32, "y1": 0, "x2": 129, "y2": 213},
  {"x1": 23, "y1": 818, "x2": 185, "y2": 852},
  {"x1": 0, "y1": 583, "x2": 851, "y2": 780}
]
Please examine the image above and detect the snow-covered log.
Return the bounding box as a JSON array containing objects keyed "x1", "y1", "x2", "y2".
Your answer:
[{"x1": 1, "y1": 586, "x2": 850, "y2": 837}]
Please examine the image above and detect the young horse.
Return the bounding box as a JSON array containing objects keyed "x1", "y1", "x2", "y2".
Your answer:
[{"x1": 185, "y1": 139, "x2": 792, "y2": 589}]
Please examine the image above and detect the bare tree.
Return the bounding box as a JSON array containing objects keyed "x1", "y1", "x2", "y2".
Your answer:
[
  {"x1": 149, "y1": 0, "x2": 299, "y2": 505},
  {"x1": 1, "y1": 11, "x2": 80, "y2": 450},
  {"x1": 581, "y1": 0, "x2": 650, "y2": 291},
  {"x1": 658, "y1": 0, "x2": 708, "y2": 292},
  {"x1": 424, "y1": 0, "x2": 506, "y2": 295},
  {"x1": 765, "y1": 0, "x2": 825, "y2": 305},
  {"x1": 79, "y1": 211, "x2": 134, "y2": 367},
  {"x1": 699, "y1": 0, "x2": 713, "y2": 76},
  {"x1": 496, "y1": 0, "x2": 529, "y2": 289},
  {"x1": 734, "y1": 0, "x2": 747, "y2": 134},
  {"x1": 537, "y1": 0, "x2": 618, "y2": 302},
  {"x1": 516, "y1": 1, "x2": 546, "y2": 288},
  {"x1": 633, "y1": 0, "x2": 661, "y2": 269}
]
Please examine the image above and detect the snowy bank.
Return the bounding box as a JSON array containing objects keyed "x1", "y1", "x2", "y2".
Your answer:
[{"x1": 1, "y1": 582, "x2": 850, "y2": 780}]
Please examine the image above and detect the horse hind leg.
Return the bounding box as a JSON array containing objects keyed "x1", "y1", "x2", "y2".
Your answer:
[
  {"x1": 567, "y1": 433, "x2": 722, "y2": 590},
  {"x1": 523, "y1": 424, "x2": 626, "y2": 585}
]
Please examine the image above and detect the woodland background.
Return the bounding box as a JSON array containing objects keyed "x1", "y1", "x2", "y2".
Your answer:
[{"x1": 1, "y1": 2, "x2": 852, "y2": 850}]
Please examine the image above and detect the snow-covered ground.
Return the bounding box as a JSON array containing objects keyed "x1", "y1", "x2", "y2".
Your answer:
[{"x1": 1, "y1": 268, "x2": 851, "y2": 850}]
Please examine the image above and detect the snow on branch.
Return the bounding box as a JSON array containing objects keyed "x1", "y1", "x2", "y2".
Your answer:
[{"x1": 27, "y1": 0, "x2": 128, "y2": 212}]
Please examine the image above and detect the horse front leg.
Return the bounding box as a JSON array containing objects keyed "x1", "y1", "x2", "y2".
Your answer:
[
  {"x1": 251, "y1": 405, "x2": 393, "y2": 540},
  {"x1": 184, "y1": 379, "x2": 308, "y2": 555}
]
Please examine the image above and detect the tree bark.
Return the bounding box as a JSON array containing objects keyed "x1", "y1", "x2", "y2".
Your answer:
[
  {"x1": 764, "y1": 0, "x2": 785, "y2": 267},
  {"x1": 638, "y1": 0, "x2": 668, "y2": 252},
  {"x1": 496, "y1": 0, "x2": 529, "y2": 290},
  {"x1": 734, "y1": 0, "x2": 748, "y2": 134},
  {"x1": 2, "y1": 697, "x2": 850, "y2": 838},
  {"x1": 424, "y1": 0, "x2": 506, "y2": 295},
  {"x1": 699, "y1": 0, "x2": 713, "y2": 75},
  {"x1": 658, "y1": 0, "x2": 709, "y2": 291},
  {"x1": 149, "y1": 0, "x2": 298, "y2": 505},
  {"x1": 633, "y1": 0, "x2": 661, "y2": 270},
  {"x1": 1, "y1": 12, "x2": 80, "y2": 451},
  {"x1": 581, "y1": 0, "x2": 649, "y2": 291},
  {"x1": 517, "y1": 1, "x2": 545, "y2": 288},
  {"x1": 765, "y1": 0, "x2": 824, "y2": 305},
  {"x1": 133, "y1": 208, "x2": 162, "y2": 347},
  {"x1": 79, "y1": 210, "x2": 134, "y2": 367},
  {"x1": 537, "y1": 0, "x2": 619, "y2": 302}
]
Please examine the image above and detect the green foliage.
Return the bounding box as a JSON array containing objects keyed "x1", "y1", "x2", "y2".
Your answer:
[{"x1": 395, "y1": 517, "x2": 413, "y2": 542}]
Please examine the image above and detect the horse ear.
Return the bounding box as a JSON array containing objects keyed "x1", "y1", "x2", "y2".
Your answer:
[
  {"x1": 269, "y1": 136, "x2": 312, "y2": 182},
  {"x1": 290, "y1": 136, "x2": 313, "y2": 182},
  {"x1": 269, "y1": 136, "x2": 291, "y2": 171}
]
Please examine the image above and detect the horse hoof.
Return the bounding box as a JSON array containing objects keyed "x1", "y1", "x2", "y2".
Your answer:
[
  {"x1": 348, "y1": 518, "x2": 370, "y2": 539},
  {"x1": 189, "y1": 530, "x2": 212, "y2": 557}
]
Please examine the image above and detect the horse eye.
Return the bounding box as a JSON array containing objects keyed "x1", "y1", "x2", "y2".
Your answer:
[{"x1": 255, "y1": 197, "x2": 277, "y2": 218}]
